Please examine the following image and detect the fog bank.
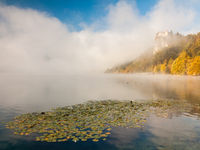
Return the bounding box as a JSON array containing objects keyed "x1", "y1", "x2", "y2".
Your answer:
[{"x1": 0, "y1": 0, "x2": 200, "y2": 74}]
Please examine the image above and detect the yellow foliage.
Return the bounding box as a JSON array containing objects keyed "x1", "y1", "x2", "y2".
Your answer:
[
  {"x1": 108, "y1": 32, "x2": 200, "y2": 75},
  {"x1": 187, "y1": 56, "x2": 200, "y2": 75},
  {"x1": 171, "y1": 51, "x2": 190, "y2": 75},
  {"x1": 160, "y1": 65, "x2": 166, "y2": 73},
  {"x1": 160, "y1": 60, "x2": 167, "y2": 73}
]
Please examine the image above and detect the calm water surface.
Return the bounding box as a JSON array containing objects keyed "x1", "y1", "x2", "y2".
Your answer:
[{"x1": 0, "y1": 73, "x2": 200, "y2": 150}]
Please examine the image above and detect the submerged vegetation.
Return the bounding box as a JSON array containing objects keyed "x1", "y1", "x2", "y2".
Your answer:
[
  {"x1": 5, "y1": 99, "x2": 200, "y2": 143},
  {"x1": 106, "y1": 32, "x2": 200, "y2": 75}
]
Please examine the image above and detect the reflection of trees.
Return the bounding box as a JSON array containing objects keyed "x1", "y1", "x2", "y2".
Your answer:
[
  {"x1": 124, "y1": 75, "x2": 200, "y2": 103},
  {"x1": 152, "y1": 77, "x2": 200, "y2": 103}
]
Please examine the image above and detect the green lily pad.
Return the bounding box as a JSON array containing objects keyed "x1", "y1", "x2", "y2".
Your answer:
[{"x1": 6, "y1": 99, "x2": 196, "y2": 143}]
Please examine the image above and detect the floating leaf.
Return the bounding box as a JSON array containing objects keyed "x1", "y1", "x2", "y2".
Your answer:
[{"x1": 6, "y1": 99, "x2": 194, "y2": 143}]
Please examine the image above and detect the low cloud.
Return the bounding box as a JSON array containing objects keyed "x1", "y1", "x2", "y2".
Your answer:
[{"x1": 0, "y1": 0, "x2": 199, "y2": 74}]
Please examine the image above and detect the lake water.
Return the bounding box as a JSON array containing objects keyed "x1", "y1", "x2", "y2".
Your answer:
[{"x1": 1, "y1": 73, "x2": 200, "y2": 150}]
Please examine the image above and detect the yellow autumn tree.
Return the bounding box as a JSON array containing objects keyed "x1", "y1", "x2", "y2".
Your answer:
[
  {"x1": 171, "y1": 51, "x2": 190, "y2": 75},
  {"x1": 187, "y1": 56, "x2": 200, "y2": 75},
  {"x1": 160, "y1": 60, "x2": 167, "y2": 73}
]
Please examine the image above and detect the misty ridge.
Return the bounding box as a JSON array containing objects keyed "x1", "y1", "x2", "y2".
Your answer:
[
  {"x1": 106, "y1": 31, "x2": 200, "y2": 75},
  {"x1": 0, "y1": 0, "x2": 200, "y2": 75}
]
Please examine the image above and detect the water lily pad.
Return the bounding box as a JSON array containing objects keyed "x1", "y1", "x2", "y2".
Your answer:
[{"x1": 6, "y1": 99, "x2": 195, "y2": 143}]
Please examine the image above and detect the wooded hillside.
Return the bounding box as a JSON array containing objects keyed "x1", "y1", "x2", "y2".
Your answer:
[{"x1": 106, "y1": 32, "x2": 200, "y2": 75}]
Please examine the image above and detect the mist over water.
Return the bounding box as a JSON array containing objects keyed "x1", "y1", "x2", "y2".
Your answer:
[
  {"x1": 1, "y1": 73, "x2": 200, "y2": 150},
  {"x1": 0, "y1": 73, "x2": 200, "y2": 113}
]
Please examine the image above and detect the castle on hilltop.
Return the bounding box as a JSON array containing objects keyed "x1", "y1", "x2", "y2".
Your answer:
[{"x1": 153, "y1": 30, "x2": 182, "y2": 54}]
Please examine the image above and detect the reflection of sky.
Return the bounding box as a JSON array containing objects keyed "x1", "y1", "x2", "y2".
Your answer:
[
  {"x1": 106, "y1": 115, "x2": 200, "y2": 150},
  {"x1": 108, "y1": 127, "x2": 140, "y2": 146},
  {"x1": 1, "y1": 74, "x2": 200, "y2": 150},
  {"x1": 146, "y1": 115, "x2": 200, "y2": 149},
  {"x1": 107, "y1": 126, "x2": 157, "y2": 149}
]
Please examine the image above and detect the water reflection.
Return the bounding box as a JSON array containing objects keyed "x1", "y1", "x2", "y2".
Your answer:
[
  {"x1": 1, "y1": 73, "x2": 200, "y2": 150},
  {"x1": 148, "y1": 115, "x2": 200, "y2": 150},
  {"x1": 108, "y1": 106, "x2": 200, "y2": 150},
  {"x1": 117, "y1": 73, "x2": 200, "y2": 103},
  {"x1": 0, "y1": 73, "x2": 200, "y2": 112}
]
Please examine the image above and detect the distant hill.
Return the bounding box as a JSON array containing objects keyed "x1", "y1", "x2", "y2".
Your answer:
[{"x1": 106, "y1": 31, "x2": 200, "y2": 75}]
